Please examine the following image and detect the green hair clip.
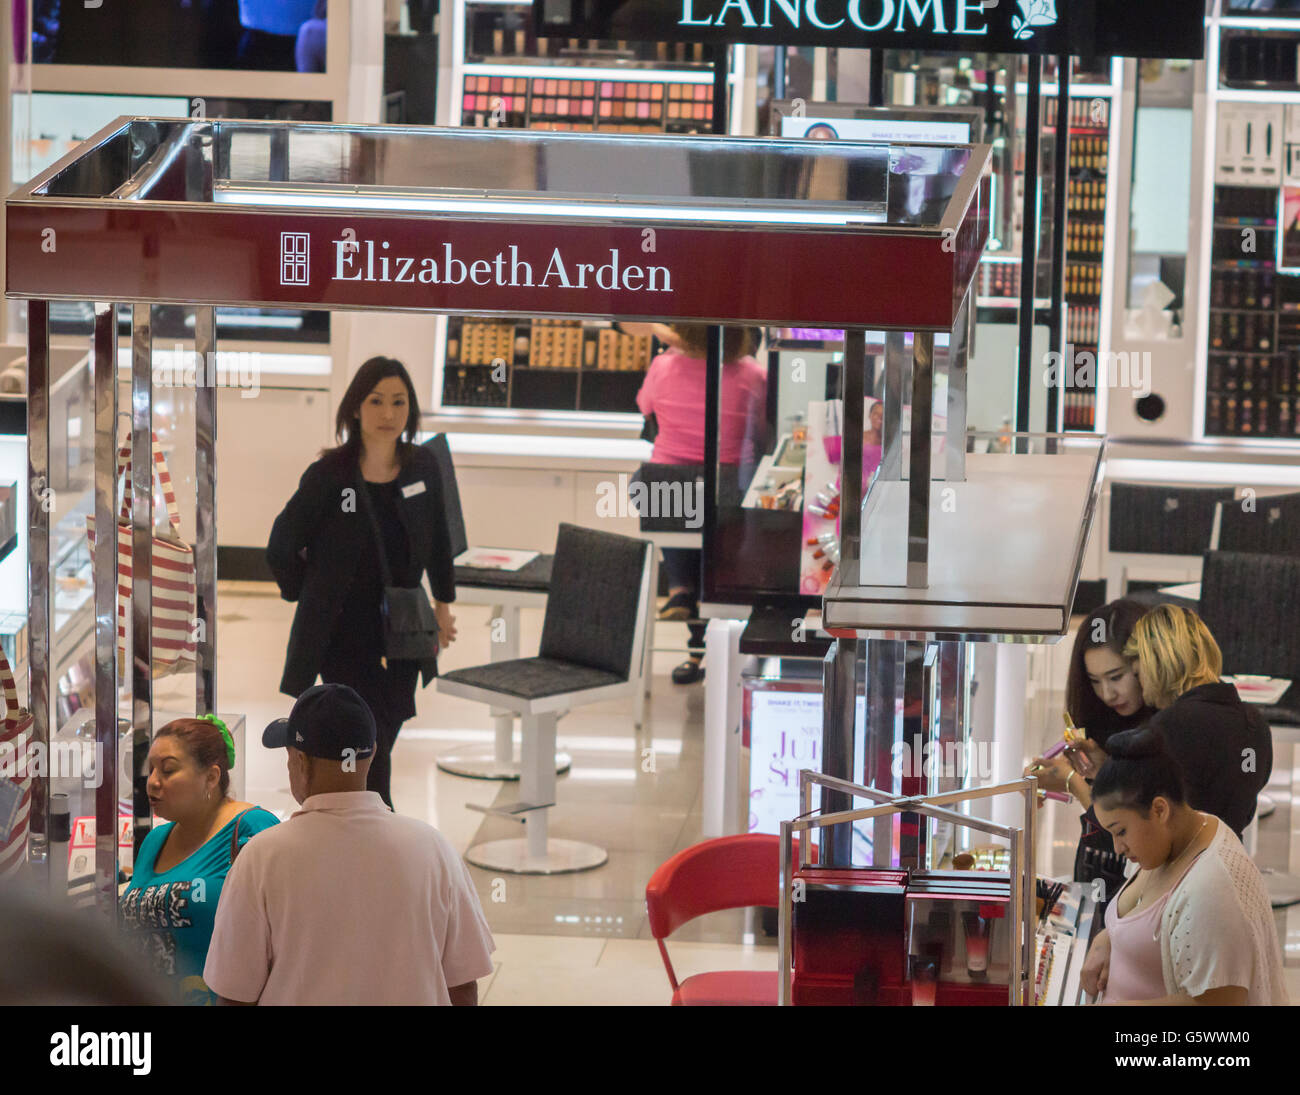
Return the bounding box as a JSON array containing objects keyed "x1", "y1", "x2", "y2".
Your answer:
[{"x1": 200, "y1": 713, "x2": 235, "y2": 769}]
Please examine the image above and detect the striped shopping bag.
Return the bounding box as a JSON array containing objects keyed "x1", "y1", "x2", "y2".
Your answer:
[
  {"x1": 86, "y1": 433, "x2": 197, "y2": 677},
  {"x1": 0, "y1": 644, "x2": 34, "y2": 879}
]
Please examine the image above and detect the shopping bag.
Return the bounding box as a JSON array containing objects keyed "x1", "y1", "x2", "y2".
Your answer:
[
  {"x1": 86, "y1": 433, "x2": 197, "y2": 677},
  {"x1": 0, "y1": 644, "x2": 34, "y2": 878}
]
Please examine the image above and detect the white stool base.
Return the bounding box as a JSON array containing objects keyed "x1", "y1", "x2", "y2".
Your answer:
[
  {"x1": 436, "y1": 746, "x2": 572, "y2": 780},
  {"x1": 1261, "y1": 868, "x2": 1300, "y2": 908},
  {"x1": 1257, "y1": 793, "x2": 1277, "y2": 820},
  {"x1": 465, "y1": 837, "x2": 607, "y2": 874}
]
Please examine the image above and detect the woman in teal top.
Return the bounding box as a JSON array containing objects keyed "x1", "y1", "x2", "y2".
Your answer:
[{"x1": 120, "y1": 715, "x2": 278, "y2": 1005}]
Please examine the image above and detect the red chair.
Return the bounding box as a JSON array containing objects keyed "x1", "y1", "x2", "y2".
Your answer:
[{"x1": 645, "y1": 834, "x2": 805, "y2": 1006}]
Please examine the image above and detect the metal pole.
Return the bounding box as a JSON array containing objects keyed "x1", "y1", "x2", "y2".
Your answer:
[
  {"x1": 1047, "y1": 55, "x2": 1072, "y2": 437},
  {"x1": 1016, "y1": 58, "x2": 1044, "y2": 445},
  {"x1": 907, "y1": 332, "x2": 934, "y2": 588},
  {"x1": 868, "y1": 49, "x2": 885, "y2": 106},
  {"x1": 946, "y1": 293, "x2": 970, "y2": 483},
  {"x1": 194, "y1": 308, "x2": 217, "y2": 715},
  {"x1": 840, "y1": 328, "x2": 865, "y2": 586},
  {"x1": 91, "y1": 303, "x2": 119, "y2": 917},
  {"x1": 779, "y1": 819, "x2": 793, "y2": 1005},
  {"x1": 820, "y1": 638, "x2": 857, "y2": 867},
  {"x1": 26, "y1": 300, "x2": 50, "y2": 877},
  {"x1": 879, "y1": 331, "x2": 907, "y2": 481},
  {"x1": 130, "y1": 306, "x2": 154, "y2": 858}
]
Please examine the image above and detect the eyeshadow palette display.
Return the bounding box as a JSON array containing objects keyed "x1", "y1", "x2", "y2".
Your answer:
[
  {"x1": 460, "y1": 73, "x2": 715, "y2": 133},
  {"x1": 442, "y1": 317, "x2": 655, "y2": 413},
  {"x1": 1204, "y1": 177, "x2": 1300, "y2": 438}
]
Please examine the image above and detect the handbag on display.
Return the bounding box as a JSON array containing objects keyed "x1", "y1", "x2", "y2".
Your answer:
[
  {"x1": 356, "y1": 471, "x2": 440, "y2": 678},
  {"x1": 86, "y1": 432, "x2": 197, "y2": 678},
  {"x1": 0, "y1": 644, "x2": 35, "y2": 878}
]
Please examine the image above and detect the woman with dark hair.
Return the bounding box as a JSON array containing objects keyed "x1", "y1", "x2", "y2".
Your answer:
[
  {"x1": 120, "y1": 717, "x2": 278, "y2": 1005},
  {"x1": 268, "y1": 356, "x2": 458, "y2": 808},
  {"x1": 1079, "y1": 727, "x2": 1286, "y2": 1006},
  {"x1": 1024, "y1": 600, "x2": 1155, "y2": 894}
]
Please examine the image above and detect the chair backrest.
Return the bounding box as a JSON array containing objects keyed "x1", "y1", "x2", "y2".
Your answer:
[
  {"x1": 1214, "y1": 490, "x2": 1300, "y2": 557},
  {"x1": 538, "y1": 522, "x2": 650, "y2": 678},
  {"x1": 422, "y1": 434, "x2": 469, "y2": 558},
  {"x1": 1199, "y1": 550, "x2": 1300, "y2": 681},
  {"x1": 1108, "y1": 483, "x2": 1235, "y2": 556},
  {"x1": 646, "y1": 834, "x2": 795, "y2": 940}
]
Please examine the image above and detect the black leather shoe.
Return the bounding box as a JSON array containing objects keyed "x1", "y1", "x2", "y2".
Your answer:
[{"x1": 672, "y1": 657, "x2": 705, "y2": 685}]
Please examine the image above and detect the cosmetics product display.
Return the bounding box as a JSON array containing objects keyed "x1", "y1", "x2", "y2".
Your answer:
[
  {"x1": 460, "y1": 73, "x2": 714, "y2": 134},
  {"x1": 442, "y1": 317, "x2": 656, "y2": 413},
  {"x1": 1204, "y1": 168, "x2": 1300, "y2": 437}
]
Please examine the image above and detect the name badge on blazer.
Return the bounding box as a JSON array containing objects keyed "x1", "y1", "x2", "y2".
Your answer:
[{"x1": 401, "y1": 481, "x2": 427, "y2": 499}]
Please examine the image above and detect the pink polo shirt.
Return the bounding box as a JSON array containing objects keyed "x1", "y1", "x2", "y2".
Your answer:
[
  {"x1": 636, "y1": 349, "x2": 767, "y2": 465},
  {"x1": 204, "y1": 791, "x2": 495, "y2": 1005}
]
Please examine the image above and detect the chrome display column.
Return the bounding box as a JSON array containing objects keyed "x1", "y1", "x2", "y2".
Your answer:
[
  {"x1": 130, "y1": 307, "x2": 154, "y2": 856},
  {"x1": 26, "y1": 301, "x2": 50, "y2": 876},
  {"x1": 194, "y1": 308, "x2": 217, "y2": 714},
  {"x1": 92, "y1": 303, "x2": 119, "y2": 916}
]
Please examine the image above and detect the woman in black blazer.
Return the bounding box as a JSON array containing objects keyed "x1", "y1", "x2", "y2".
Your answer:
[{"x1": 267, "y1": 356, "x2": 457, "y2": 808}]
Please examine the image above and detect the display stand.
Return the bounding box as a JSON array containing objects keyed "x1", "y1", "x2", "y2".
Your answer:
[
  {"x1": 8, "y1": 115, "x2": 992, "y2": 884},
  {"x1": 778, "y1": 771, "x2": 1037, "y2": 1006}
]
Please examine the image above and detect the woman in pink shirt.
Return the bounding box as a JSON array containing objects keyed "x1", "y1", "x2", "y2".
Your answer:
[{"x1": 635, "y1": 325, "x2": 767, "y2": 684}]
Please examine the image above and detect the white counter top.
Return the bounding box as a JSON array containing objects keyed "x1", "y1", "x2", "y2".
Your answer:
[{"x1": 437, "y1": 431, "x2": 653, "y2": 470}]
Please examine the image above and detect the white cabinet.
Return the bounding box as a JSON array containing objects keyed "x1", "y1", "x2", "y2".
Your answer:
[{"x1": 216, "y1": 387, "x2": 332, "y2": 547}]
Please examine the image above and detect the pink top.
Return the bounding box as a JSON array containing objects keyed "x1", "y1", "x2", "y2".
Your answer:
[
  {"x1": 636, "y1": 349, "x2": 767, "y2": 465},
  {"x1": 1103, "y1": 849, "x2": 1206, "y2": 1003}
]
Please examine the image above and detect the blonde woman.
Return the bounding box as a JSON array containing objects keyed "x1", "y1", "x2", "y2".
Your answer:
[{"x1": 1123, "y1": 604, "x2": 1272, "y2": 838}]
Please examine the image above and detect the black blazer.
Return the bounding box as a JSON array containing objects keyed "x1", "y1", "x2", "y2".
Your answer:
[
  {"x1": 1150, "y1": 682, "x2": 1273, "y2": 839},
  {"x1": 267, "y1": 445, "x2": 457, "y2": 697}
]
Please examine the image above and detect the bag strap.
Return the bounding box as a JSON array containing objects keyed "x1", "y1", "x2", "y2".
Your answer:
[
  {"x1": 229, "y1": 807, "x2": 255, "y2": 867},
  {"x1": 0, "y1": 643, "x2": 21, "y2": 730},
  {"x1": 355, "y1": 468, "x2": 395, "y2": 588},
  {"x1": 119, "y1": 432, "x2": 184, "y2": 535}
]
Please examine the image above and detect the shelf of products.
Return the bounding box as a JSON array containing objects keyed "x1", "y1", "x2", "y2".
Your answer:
[
  {"x1": 439, "y1": 0, "x2": 724, "y2": 417},
  {"x1": 441, "y1": 317, "x2": 655, "y2": 413},
  {"x1": 888, "y1": 56, "x2": 1119, "y2": 434}
]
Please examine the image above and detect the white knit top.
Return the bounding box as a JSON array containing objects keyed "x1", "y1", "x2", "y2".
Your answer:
[{"x1": 1158, "y1": 820, "x2": 1289, "y2": 1006}]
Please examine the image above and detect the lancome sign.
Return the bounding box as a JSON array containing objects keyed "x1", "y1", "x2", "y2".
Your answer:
[{"x1": 536, "y1": 0, "x2": 1204, "y2": 59}]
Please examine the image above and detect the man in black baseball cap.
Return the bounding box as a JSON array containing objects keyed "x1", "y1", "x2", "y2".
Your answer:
[
  {"x1": 261, "y1": 683, "x2": 376, "y2": 803},
  {"x1": 206, "y1": 681, "x2": 495, "y2": 1005}
]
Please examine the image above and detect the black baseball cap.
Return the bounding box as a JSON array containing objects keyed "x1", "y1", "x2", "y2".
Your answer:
[{"x1": 262, "y1": 683, "x2": 376, "y2": 761}]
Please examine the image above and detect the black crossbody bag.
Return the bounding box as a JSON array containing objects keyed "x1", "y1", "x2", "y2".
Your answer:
[{"x1": 357, "y1": 473, "x2": 440, "y2": 665}]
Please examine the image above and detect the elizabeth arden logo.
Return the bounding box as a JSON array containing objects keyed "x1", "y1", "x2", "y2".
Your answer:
[
  {"x1": 331, "y1": 239, "x2": 674, "y2": 293},
  {"x1": 280, "y1": 232, "x2": 310, "y2": 286}
]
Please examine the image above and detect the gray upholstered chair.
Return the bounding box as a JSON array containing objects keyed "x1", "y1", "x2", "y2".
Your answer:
[
  {"x1": 1212, "y1": 490, "x2": 1300, "y2": 557},
  {"x1": 436, "y1": 522, "x2": 654, "y2": 874},
  {"x1": 1199, "y1": 549, "x2": 1300, "y2": 908},
  {"x1": 1104, "y1": 483, "x2": 1235, "y2": 602}
]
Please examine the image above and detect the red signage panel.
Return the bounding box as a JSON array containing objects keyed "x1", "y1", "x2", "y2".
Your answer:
[{"x1": 5, "y1": 205, "x2": 978, "y2": 329}]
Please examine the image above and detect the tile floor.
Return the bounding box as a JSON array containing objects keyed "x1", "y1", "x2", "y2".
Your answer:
[{"x1": 151, "y1": 585, "x2": 1300, "y2": 1005}]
